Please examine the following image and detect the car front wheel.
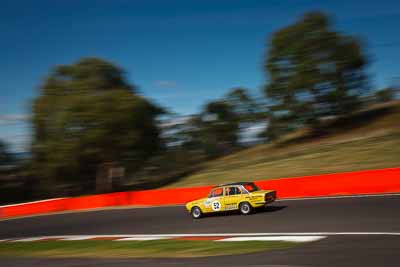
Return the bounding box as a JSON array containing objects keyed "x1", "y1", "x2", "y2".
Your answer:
[
  {"x1": 191, "y1": 206, "x2": 202, "y2": 219},
  {"x1": 239, "y1": 202, "x2": 252, "y2": 215}
]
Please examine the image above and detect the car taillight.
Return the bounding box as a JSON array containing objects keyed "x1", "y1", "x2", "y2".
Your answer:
[{"x1": 265, "y1": 191, "x2": 276, "y2": 201}]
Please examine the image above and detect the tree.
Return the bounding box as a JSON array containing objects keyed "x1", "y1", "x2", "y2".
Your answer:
[
  {"x1": 178, "y1": 88, "x2": 267, "y2": 156},
  {"x1": 31, "y1": 58, "x2": 162, "y2": 193},
  {"x1": 265, "y1": 12, "x2": 368, "y2": 133},
  {"x1": 224, "y1": 87, "x2": 266, "y2": 123},
  {"x1": 204, "y1": 100, "x2": 239, "y2": 149},
  {"x1": 180, "y1": 101, "x2": 239, "y2": 158},
  {"x1": 224, "y1": 87, "x2": 269, "y2": 144}
]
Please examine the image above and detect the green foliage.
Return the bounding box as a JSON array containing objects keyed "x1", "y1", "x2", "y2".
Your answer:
[
  {"x1": 188, "y1": 100, "x2": 239, "y2": 158},
  {"x1": 224, "y1": 87, "x2": 265, "y2": 122},
  {"x1": 172, "y1": 88, "x2": 267, "y2": 158},
  {"x1": 265, "y1": 12, "x2": 368, "y2": 136},
  {"x1": 261, "y1": 112, "x2": 293, "y2": 142},
  {"x1": 31, "y1": 58, "x2": 162, "y2": 191}
]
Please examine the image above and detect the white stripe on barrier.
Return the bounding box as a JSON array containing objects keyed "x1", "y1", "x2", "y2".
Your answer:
[
  {"x1": 218, "y1": 236, "x2": 326, "y2": 242},
  {"x1": 61, "y1": 235, "x2": 99, "y2": 241},
  {"x1": 0, "y1": 198, "x2": 67, "y2": 208}
]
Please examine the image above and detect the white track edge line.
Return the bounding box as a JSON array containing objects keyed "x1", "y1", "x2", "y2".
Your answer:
[
  {"x1": 3, "y1": 232, "x2": 400, "y2": 241},
  {"x1": 218, "y1": 236, "x2": 326, "y2": 242}
]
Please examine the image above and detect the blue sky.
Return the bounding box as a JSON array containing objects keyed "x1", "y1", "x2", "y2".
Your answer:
[{"x1": 1, "y1": 0, "x2": 400, "y2": 152}]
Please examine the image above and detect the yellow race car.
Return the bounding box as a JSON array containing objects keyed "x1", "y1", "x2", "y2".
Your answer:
[{"x1": 185, "y1": 182, "x2": 276, "y2": 219}]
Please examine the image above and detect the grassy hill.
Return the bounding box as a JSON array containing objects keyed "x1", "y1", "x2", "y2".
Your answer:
[{"x1": 166, "y1": 101, "x2": 400, "y2": 188}]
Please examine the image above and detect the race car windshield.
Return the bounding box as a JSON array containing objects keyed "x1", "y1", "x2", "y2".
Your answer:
[
  {"x1": 243, "y1": 183, "x2": 259, "y2": 192},
  {"x1": 209, "y1": 188, "x2": 223, "y2": 198}
]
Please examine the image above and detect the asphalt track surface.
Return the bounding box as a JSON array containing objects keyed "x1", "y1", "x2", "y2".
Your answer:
[{"x1": 1, "y1": 195, "x2": 400, "y2": 266}]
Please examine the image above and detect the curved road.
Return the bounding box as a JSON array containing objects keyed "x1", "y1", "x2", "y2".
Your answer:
[{"x1": 1, "y1": 194, "x2": 400, "y2": 266}]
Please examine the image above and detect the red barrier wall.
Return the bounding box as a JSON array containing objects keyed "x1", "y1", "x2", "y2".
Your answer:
[
  {"x1": 256, "y1": 167, "x2": 400, "y2": 198},
  {"x1": 1, "y1": 167, "x2": 399, "y2": 219}
]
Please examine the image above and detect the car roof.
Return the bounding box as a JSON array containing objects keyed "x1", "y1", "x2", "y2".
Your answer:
[{"x1": 212, "y1": 182, "x2": 254, "y2": 188}]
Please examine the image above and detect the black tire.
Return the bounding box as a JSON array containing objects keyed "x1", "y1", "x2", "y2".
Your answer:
[
  {"x1": 191, "y1": 206, "x2": 202, "y2": 219},
  {"x1": 239, "y1": 202, "x2": 252, "y2": 215}
]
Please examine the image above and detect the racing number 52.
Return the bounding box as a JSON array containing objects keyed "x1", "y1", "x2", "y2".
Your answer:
[{"x1": 212, "y1": 200, "x2": 221, "y2": 211}]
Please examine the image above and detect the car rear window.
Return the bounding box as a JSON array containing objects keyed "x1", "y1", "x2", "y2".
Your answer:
[{"x1": 243, "y1": 183, "x2": 259, "y2": 192}]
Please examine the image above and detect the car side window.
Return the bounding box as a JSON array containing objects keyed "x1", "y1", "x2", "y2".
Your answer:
[
  {"x1": 209, "y1": 188, "x2": 223, "y2": 198},
  {"x1": 226, "y1": 186, "x2": 241, "y2": 196}
]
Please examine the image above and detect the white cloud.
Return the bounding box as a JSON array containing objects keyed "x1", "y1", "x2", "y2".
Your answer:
[{"x1": 0, "y1": 114, "x2": 30, "y2": 125}]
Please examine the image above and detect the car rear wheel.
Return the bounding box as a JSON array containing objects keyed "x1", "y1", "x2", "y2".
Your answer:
[
  {"x1": 239, "y1": 202, "x2": 252, "y2": 215},
  {"x1": 191, "y1": 206, "x2": 202, "y2": 219}
]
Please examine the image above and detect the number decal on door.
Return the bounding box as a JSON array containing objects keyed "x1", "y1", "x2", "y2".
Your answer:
[{"x1": 211, "y1": 200, "x2": 221, "y2": 211}]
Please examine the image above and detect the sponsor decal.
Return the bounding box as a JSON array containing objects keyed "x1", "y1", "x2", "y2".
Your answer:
[
  {"x1": 224, "y1": 204, "x2": 236, "y2": 210},
  {"x1": 204, "y1": 199, "x2": 212, "y2": 207}
]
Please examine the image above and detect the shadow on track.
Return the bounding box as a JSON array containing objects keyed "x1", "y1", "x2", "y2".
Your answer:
[
  {"x1": 201, "y1": 205, "x2": 287, "y2": 218},
  {"x1": 262, "y1": 205, "x2": 287, "y2": 213}
]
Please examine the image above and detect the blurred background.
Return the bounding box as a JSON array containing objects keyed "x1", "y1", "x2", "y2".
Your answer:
[{"x1": 1, "y1": 0, "x2": 399, "y2": 205}]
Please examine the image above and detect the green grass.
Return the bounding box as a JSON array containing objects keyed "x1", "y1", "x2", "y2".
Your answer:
[
  {"x1": 167, "y1": 101, "x2": 400, "y2": 188},
  {"x1": 0, "y1": 240, "x2": 298, "y2": 258}
]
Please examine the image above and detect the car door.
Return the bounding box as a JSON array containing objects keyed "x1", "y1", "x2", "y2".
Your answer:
[
  {"x1": 203, "y1": 187, "x2": 224, "y2": 213},
  {"x1": 222, "y1": 186, "x2": 242, "y2": 211}
]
